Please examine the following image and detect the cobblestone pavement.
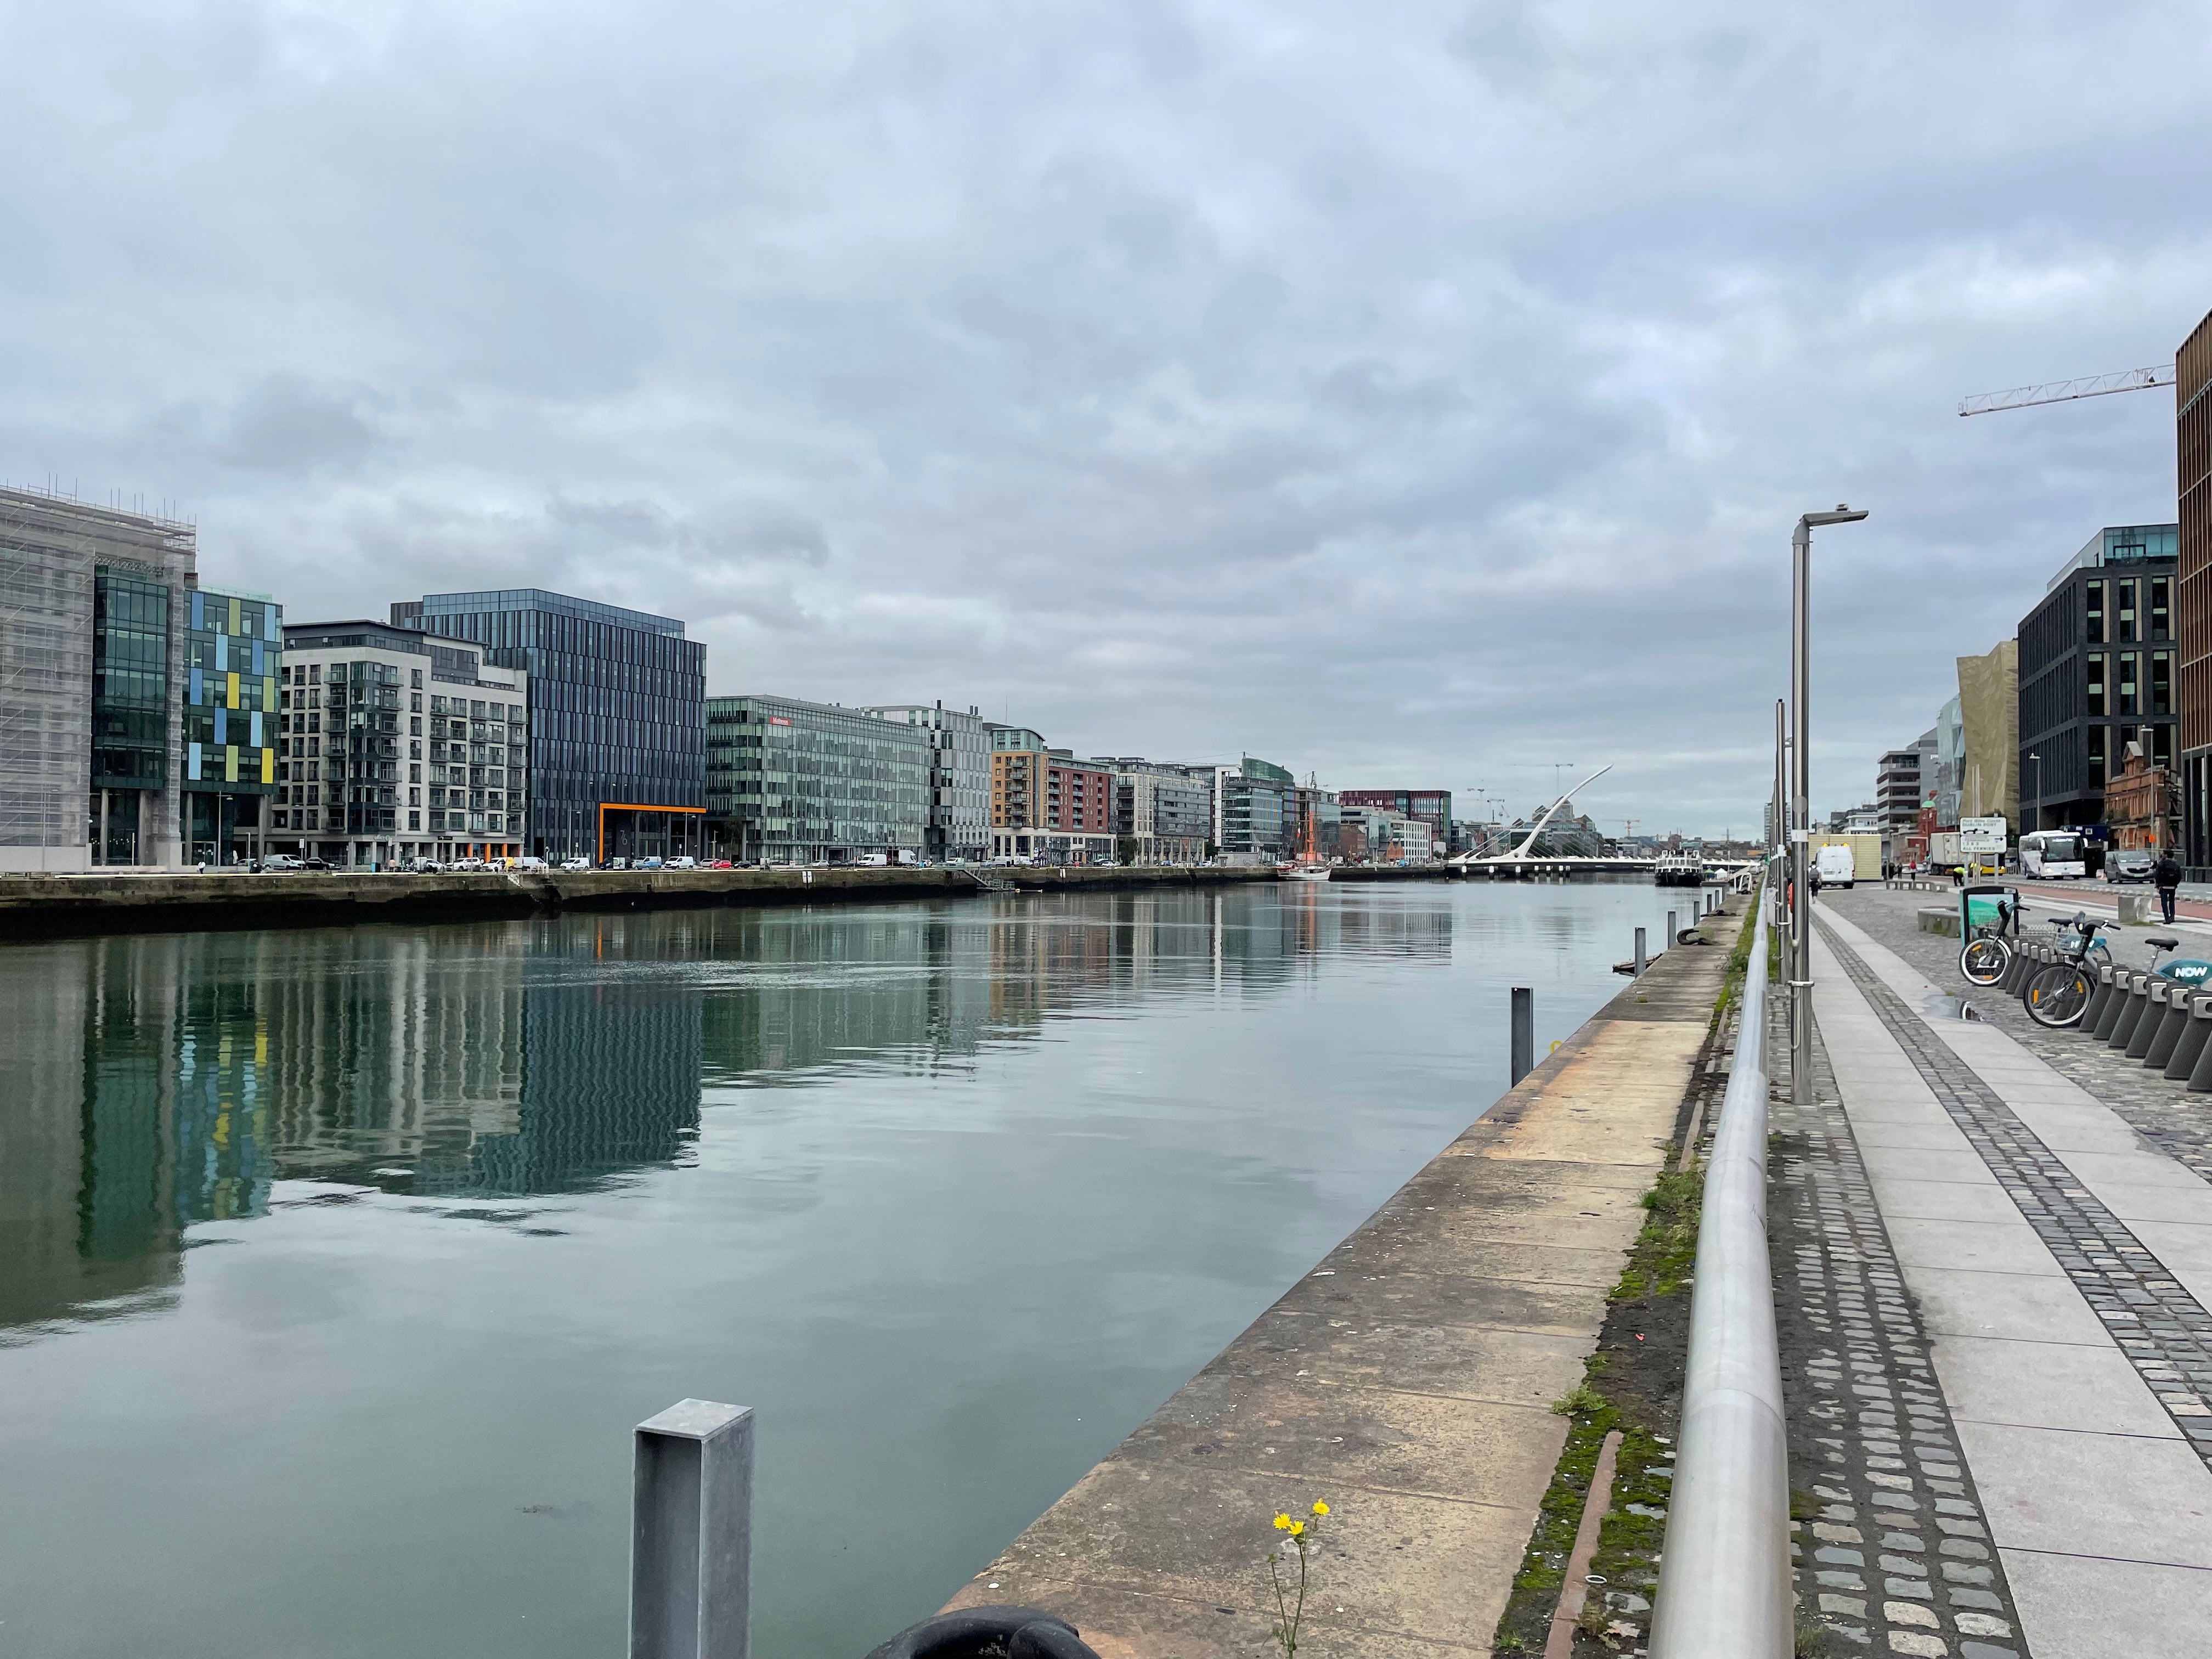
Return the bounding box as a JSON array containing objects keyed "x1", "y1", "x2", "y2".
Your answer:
[
  {"x1": 1820, "y1": 920, "x2": 2212, "y2": 1464},
  {"x1": 1770, "y1": 989, "x2": 2029, "y2": 1658},
  {"x1": 1824, "y1": 884, "x2": 2212, "y2": 1190}
]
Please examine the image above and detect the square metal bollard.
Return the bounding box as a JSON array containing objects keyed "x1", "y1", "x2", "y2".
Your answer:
[{"x1": 633, "y1": 1400, "x2": 754, "y2": 1659}]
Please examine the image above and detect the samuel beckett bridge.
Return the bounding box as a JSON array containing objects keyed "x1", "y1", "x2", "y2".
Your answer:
[{"x1": 1450, "y1": 766, "x2": 1755, "y2": 881}]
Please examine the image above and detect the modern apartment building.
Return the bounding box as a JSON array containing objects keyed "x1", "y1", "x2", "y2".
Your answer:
[
  {"x1": 1336, "y1": 788, "x2": 1452, "y2": 850},
  {"x1": 278, "y1": 619, "x2": 529, "y2": 866},
  {"x1": 1, "y1": 488, "x2": 196, "y2": 871},
  {"x1": 704, "y1": 694, "x2": 927, "y2": 864},
  {"x1": 182, "y1": 586, "x2": 283, "y2": 865},
  {"x1": 859, "y1": 702, "x2": 991, "y2": 862},
  {"x1": 394, "y1": 589, "x2": 706, "y2": 862},
  {"x1": 1096, "y1": 758, "x2": 1214, "y2": 864},
  {"x1": 988, "y1": 726, "x2": 1114, "y2": 861},
  {"x1": 2017, "y1": 524, "x2": 2180, "y2": 833},
  {"x1": 2177, "y1": 308, "x2": 2212, "y2": 868}
]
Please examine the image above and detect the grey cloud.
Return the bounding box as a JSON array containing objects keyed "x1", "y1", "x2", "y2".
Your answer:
[{"x1": 1, "y1": 0, "x2": 2207, "y2": 832}]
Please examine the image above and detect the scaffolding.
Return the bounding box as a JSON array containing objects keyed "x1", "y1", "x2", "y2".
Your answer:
[{"x1": 0, "y1": 485, "x2": 197, "y2": 870}]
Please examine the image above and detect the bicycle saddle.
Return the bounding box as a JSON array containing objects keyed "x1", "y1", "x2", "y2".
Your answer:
[{"x1": 2151, "y1": 936, "x2": 2181, "y2": 950}]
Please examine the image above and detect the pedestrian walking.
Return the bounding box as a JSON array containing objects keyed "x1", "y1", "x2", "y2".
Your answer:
[{"x1": 2156, "y1": 850, "x2": 2184, "y2": 926}]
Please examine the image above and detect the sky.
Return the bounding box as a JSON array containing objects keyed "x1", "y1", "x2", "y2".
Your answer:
[{"x1": 3, "y1": 1, "x2": 2208, "y2": 836}]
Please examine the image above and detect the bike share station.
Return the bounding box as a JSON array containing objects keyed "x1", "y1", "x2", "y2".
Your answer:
[{"x1": 1949, "y1": 874, "x2": 2212, "y2": 1086}]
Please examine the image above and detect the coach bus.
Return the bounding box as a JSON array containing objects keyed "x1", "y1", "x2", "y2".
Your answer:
[{"x1": 2019, "y1": 829, "x2": 2087, "y2": 879}]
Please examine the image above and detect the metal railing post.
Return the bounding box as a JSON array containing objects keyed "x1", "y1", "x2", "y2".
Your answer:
[
  {"x1": 1510, "y1": 987, "x2": 1534, "y2": 1085},
  {"x1": 632, "y1": 1400, "x2": 754, "y2": 1659},
  {"x1": 1634, "y1": 927, "x2": 1647, "y2": 977},
  {"x1": 1649, "y1": 894, "x2": 1789, "y2": 1659},
  {"x1": 1668, "y1": 909, "x2": 1678, "y2": 946}
]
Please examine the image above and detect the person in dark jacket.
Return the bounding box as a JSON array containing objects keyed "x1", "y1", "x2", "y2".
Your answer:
[{"x1": 2155, "y1": 851, "x2": 2185, "y2": 924}]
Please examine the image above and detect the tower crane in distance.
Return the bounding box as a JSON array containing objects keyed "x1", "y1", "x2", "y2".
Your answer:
[{"x1": 1957, "y1": 364, "x2": 2175, "y2": 417}]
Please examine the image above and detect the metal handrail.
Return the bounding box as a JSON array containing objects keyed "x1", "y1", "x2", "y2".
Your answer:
[{"x1": 1648, "y1": 894, "x2": 1790, "y2": 1659}]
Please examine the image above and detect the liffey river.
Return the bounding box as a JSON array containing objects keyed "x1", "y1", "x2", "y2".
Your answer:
[{"x1": 1, "y1": 878, "x2": 1676, "y2": 1657}]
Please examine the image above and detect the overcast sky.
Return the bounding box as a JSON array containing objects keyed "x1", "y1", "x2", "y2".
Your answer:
[{"x1": 4, "y1": 2, "x2": 2208, "y2": 834}]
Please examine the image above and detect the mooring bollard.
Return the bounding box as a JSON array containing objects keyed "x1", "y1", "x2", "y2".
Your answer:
[
  {"x1": 1634, "y1": 927, "x2": 1647, "y2": 977},
  {"x1": 1668, "y1": 909, "x2": 1678, "y2": 947},
  {"x1": 1510, "y1": 986, "x2": 1534, "y2": 1085},
  {"x1": 632, "y1": 1400, "x2": 754, "y2": 1659}
]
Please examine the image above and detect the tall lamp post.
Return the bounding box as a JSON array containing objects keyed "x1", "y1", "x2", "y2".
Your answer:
[
  {"x1": 1791, "y1": 506, "x2": 1871, "y2": 1111},
  {"x1": 2028, "y1": 752, "x2": 2043, "y2": 835}
]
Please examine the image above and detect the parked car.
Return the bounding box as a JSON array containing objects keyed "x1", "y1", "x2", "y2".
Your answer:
[
  {"x1": 512, "y1": 856, "x2": 549, "y2": 871},
  {"x1": 665, "y1": 855, "x2": 698, "y2": 870},
  {"x1": 707, "y1": 859, "x2": 733, "y2": 869},
  {"x1": 263, "y1": 854, "x2": 304, "y2": 871},
  {"x1": 2106, "y1": 849, "x2": 2158, "y2": 884},
  {"x1": 637, "y1": 856, "x2": 664, "y2": 870},
  {"x1": 402, "y1": 857, "x2": 444, "y2": 874}
]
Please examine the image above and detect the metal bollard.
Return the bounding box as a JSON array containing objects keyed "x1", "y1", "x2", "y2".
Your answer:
[
  {"x1": 632, "y1": 1400, "x2": 754, "y2": 1659},
  {"x1": 2188, "y1": 997, "x2": 2212, "y2": 1092},
  {"x1": 1668, "y1": 910, "x2": 1678, "y2": 950},
  {"x1": 1635, "y1": 927, "x2": 1647, "y2": 977},
  {"x1": 2000, "y1": 943, "x2": 2029, "y2": 995},
  {"x1": 1510, "y1": 986, "x2": 1534, "y2": 1086},
  {"x1": 2165, "y1": 992, "x2": 2212, "y2": 1081},
  {"x1": 2147, "y1": 982, "x2": 2192, "y2": 1069},
  {"x1": 2130, "y1": 981, "x2": 2171, "y2": 1060}
]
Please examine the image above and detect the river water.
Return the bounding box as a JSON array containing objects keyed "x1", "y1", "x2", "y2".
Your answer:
[{"x1": 1, "y1": 877, "x2": 1678, "y2": 1658}]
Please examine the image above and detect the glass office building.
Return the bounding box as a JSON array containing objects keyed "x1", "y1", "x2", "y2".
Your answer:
[
  {"x1": 706, "y1": 695, "x2": 928, "y2": 864},
  {"x1": 394, "y1": 589, "x2": 706, "y2": 862},
  {"x1": 180, "y1": 585, "x2": 282, "y2": 865}
]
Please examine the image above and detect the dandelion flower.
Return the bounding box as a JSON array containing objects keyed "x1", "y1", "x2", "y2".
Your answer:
[
  {"x1": 1274, "y1": 1514, "x2": 1293, "y2": 1531},
  {"x1": 1311, "y1": 1500, "x2": 1329, "y2": 1516},
  {"x1": 1286, "y1": 1520, "x2": 1305, "y2": 1537}
]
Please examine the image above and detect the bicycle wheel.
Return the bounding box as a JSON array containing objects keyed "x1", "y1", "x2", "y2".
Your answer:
[
  {"x1": 2024, "y1": 963, "x2": 2093, "y2": 1027},
  {"x1": 1960, "y1": 935, "x2": 2010, "y2": 985}
]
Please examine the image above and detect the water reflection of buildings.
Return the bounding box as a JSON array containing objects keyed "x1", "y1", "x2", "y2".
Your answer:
[{"x1": 3, "y1": 885, "x2": 1448, "y2": 1336}]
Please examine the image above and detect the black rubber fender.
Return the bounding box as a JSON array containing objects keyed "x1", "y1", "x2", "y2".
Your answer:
[{"x1": 864, "y1": 1606, "x2": 1100, "y2": 1659}]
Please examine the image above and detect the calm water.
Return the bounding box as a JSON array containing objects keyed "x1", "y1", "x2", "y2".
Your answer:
[{"x1": 1, "y1": 879, "x2": 1674, "y2": 1658}]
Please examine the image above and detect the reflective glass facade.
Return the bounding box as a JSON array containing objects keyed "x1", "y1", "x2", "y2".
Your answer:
[
  {"x1": 89, "y1": 571, "x2": 170, "y2": 863},
  {"x1": 394, "y1": 590, "x2": 705, "y2": 860},
  {"x1": 706, "y1": 694, "x2": 927, "y2": 864}
]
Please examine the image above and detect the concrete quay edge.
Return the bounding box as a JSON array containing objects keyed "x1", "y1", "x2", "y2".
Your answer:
[
  {"x1": 0, "y1": 863, "x2": 1284, "y2": 941},
  {"x1": 941, "y1": 906, "x2": 1740, "y2": 1658}
]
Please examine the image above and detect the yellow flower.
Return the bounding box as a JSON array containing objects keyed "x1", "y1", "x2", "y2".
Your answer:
[
  {"x1": 1274, "y1": 1514, "x2": 1293, "y2": 1531},
  {"x1": 1311, "y1": 1500, "x2": 1329, "y2": 1516},
  {"x1": 1286, "y1": 1520, "x2": 1305, "y2": 1537}
]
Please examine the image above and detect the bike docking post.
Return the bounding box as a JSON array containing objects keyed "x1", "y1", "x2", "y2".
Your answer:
[
  {"x1": 2169, "y1": 994, "x2": 2212, "y2": 1082},
  {"x1": 2148, "y1": 984, "x2": 2194, "y2": 1070}
]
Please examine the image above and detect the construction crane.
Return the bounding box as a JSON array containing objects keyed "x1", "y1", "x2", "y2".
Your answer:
[{"x1": 1958, "y1": 364, "x2": 2175, "y2": 417}]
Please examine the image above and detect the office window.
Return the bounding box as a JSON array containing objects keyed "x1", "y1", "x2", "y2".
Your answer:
[
  {"x1": 2087, "y1": 724, "x2": 2107, "y2": 784},
  {"x1": 2153, "y1": 651, "x2": 2172, "y2": 716},
  {"x1": 2152, "y1": 577, "x2": 2171, "y2": 641},
  {"x1": 2118, "y1": 580, "x2": 2136, "y2": 642},
  {"x1": 2120, "y1": 652, "x2": 2138, "y2": 715},
  {"x1": 2155, "y1": 725, "x2": 2174, "y2": 770},
  {"x1": 2086, "y1": 653, "x2": 2106, "y2": 716}
]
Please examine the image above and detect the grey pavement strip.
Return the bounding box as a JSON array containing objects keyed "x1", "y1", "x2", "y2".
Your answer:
[
  {"x1": 1770, "y1": 986, "x2": 2030, "y2": 1658},
  {"x1": 1818, "y1": 919, "x2": 2212, "y2": 1467}
]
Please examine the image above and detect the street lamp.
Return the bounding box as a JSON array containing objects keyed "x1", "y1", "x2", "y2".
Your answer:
[
  {"x1": 1791, "y1": 505, "x2": 1870, "y2": 1113},
  {"x1": 2029, "y1": 752, "x2": 2043, "y2": 834}
]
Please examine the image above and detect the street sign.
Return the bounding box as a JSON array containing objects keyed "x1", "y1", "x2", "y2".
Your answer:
[{"x1": 1960, "y1": 815, "x2": 2007, "y2": 854}]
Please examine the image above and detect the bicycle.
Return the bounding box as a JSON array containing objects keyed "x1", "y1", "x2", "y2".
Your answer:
[
  {"x1": 1958, "y1": 893, "x2": 2022, "y2": 985},
  {"x1": 2021, "y1": 914, "x2": 2156, "y2": 1027}
]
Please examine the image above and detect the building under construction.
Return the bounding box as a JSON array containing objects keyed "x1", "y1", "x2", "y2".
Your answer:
[{"x1": 0, "y1": 487, "x2": 198, "y2": 871}]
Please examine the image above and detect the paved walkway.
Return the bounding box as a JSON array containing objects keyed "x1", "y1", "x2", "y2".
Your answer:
[{"x1": 1799, "y1": 898, "x2": 2212, "y2": 1658}]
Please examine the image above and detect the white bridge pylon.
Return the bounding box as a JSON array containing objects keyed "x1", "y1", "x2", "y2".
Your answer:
[{"x1": 1452, "y1": 764, "x2": 1616, "y2": 868}]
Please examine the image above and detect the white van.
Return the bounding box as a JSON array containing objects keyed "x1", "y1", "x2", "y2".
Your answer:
[{"x1": 1814, "y1": 844, "x2": 1857, "y2": 888}]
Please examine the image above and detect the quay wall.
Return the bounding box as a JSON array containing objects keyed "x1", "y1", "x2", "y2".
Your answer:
[
  {"x1": 944, "y1": 899, "x2": 1741, "y2": 1658},
  {"x1": 0, "y1": 864, "x2": 1283, "y2": 941}
]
